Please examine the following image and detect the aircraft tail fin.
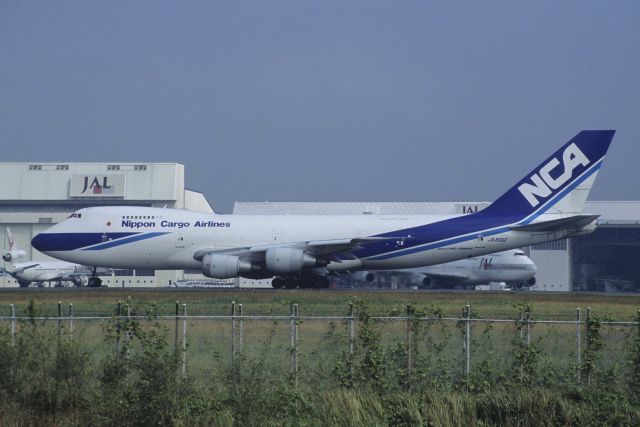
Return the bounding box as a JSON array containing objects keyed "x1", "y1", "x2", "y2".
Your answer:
[
  {"x1": 6, "y1": 228, "x2": 15, "y2": 251},
  {"x1": 3, "y1": 228, "x2": 26, "y2": 262},
  {"x1": 481, "y1": 130, "x2": 615, "y2": 222}
]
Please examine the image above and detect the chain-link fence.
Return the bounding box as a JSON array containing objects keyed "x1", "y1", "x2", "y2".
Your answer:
[{"x1": 2, "y1": 302, "x2": 640, "y2": 392}]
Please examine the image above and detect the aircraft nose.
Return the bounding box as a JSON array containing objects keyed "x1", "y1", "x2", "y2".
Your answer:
[
  {"x1": 31, "y1": 233, "x2": 46, "y2": 252},
  {"x1": 31, "y1": 232, "x2": 53, "y2": 253}
]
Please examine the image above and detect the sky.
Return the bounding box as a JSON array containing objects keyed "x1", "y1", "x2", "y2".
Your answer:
[{"x1": 1, "y1": 1, "x2": 639, "y2": 213}]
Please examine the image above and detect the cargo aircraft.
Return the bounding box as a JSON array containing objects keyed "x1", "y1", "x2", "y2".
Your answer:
[
  {"x1": 353, "y1": 249, "x2": 537, "y2": 289},
  {"x1": 31, "y1": 130, "x2": 614, "y2": 288}
]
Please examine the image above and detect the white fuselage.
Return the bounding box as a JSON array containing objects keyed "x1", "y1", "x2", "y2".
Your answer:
[
  {"x1": 411, "y1": 250, "x2": 536, "y2": 284},
  {"x1": 32, "y1": 206, "x2": 583, "y2": 274},
  {"x1": 354, "y1": 249, "x2": 537, "y2": 287},
  {"x1": 6, "y1": 261, "x2": 83, "y2": 285}
]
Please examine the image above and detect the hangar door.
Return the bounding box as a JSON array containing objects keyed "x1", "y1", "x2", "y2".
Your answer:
[{"x1": 570, "y1": 225, "x2": 640, "y2": 292}]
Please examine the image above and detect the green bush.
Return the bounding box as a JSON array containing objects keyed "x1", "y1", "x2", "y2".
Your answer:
[{"x1": 0, "y1": 300, "x2": 639, "y2": 426}]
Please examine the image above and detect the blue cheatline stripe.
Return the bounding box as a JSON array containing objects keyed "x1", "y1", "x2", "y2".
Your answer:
[
  {"x1": 31, "y1": 232, "x2": 138, "y2": 252},
  {"x1": 365, "y1": 226, "x2": 511, "y2": 261},
  {"x1": 82, "y1": 232, "x2": 170, "y2": 250}
]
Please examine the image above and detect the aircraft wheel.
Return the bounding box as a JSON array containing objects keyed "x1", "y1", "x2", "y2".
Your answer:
[
  {"x1": 88, "y1": 277, "x2": 102, "y2": 287},
  {"x1": 272, "y1": 277, "x2": 285, "y2": 289},
  {"x1": 284, "y1": 277, "x2": 298, "y2": 289}
]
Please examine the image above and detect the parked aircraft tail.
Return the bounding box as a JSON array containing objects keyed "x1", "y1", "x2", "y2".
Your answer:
[
  {"x1": 3, "y1": 228, "x2": 26, "y2": 262},
  {"x1": 481, "y1": 130, "x2": 614, "y2": 222}
]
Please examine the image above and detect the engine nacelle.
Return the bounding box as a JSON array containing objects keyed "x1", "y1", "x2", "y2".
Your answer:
[
  {"x1": 2, "y1": 249, "x2": 26, "y2": 262},
  {"x1": 202, "y1": 254, "x2": 254, "y2": 279},
  {"x1": 265, "y1": 248, "x2": 320, "y2": 274},
  {"x1": 421, "y1": 276, "x2": 432, "y2": 287}
]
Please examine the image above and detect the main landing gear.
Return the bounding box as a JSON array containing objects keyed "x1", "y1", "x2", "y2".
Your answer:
[
  {"x1": 271, "y1": 274, "x2": 330, "y2": 289},
  {"x1": 87, "y1": 267, "x2": 103, "y2": 288}
]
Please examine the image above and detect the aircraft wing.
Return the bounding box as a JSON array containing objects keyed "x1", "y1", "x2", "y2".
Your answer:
[
  {"x1": 510, "y1": 215, "x2": 599, "y2": 232},
  {"x1": 192, "y1": 236, "x2": 405, "y2": 261}
]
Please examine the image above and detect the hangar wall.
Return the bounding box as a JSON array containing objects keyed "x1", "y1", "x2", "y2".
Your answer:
[{"x1": 0, "y1": 162, "x2": 213, "y2": 288}]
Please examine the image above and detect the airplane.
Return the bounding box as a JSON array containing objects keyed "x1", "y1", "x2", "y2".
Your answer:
[
  {"x1": 31, "y1": 130, "x2": 614, "y2": 289},
  {"x1": 2, "y1": 228, "x2": 92, "y2": 287},
  {"x1": 352, "y1": 249, "x2": 537, "y2": 289}
]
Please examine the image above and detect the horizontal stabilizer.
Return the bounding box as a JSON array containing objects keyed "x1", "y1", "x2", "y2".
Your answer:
[
  {"x1": 10, "y1": 263, "x2": 40, "y2": 274},
  {"x1": 509, "y1": 214, "x2": 599, "y2": 232}
]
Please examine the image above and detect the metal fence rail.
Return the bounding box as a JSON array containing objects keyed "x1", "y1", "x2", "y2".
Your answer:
[{"x1": 1, "y1": 301, "x2": 639, "y2": 390}]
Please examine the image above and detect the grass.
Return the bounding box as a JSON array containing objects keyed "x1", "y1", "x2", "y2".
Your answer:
[
  {"x1": 1, "y1": 288, "x2": 640, "y2": 319},
  {"x1": 2, "y1": 292, "x2": 640, "y2": 426}
]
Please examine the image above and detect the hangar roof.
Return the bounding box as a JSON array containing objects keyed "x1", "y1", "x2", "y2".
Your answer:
[
  {"x1": 233, "y1": 201, "x2": 491, "y2": 216},
  {"x1": 0, "y1": 162, "x2": 185, "y2": 204},
  {"x1": 233, "y1": 201, "x2": 640, "y2": 225},
  {"x1": 585, "y1": 201, "x2": 640, "y2": 225}
]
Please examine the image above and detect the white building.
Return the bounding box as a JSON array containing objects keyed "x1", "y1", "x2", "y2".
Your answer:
[
  {"x1": 0, "y1": 162, "x2": 213, "y2": 287},
  {"x1": 234, "y1": 201, "x2": 640, "y2": 292}
]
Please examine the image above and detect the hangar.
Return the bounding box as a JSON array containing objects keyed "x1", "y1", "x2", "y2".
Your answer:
[
  {"x1": 0, "y1": 162, "x2": 213, "y2": 287},
  {"x1": 233, "y1": 201, "x2": 640, "y2": 292}
]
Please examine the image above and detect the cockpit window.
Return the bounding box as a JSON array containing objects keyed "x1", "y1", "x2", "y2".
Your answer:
[
  {"x1": 514, "y1": 251, "x2": 525, "y2": 256},
  {"x1": 67, "y1": 213, "x2": 82, "y2": 219}
]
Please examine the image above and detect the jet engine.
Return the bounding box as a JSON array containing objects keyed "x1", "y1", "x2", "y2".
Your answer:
[
  {"x1": 265, "y1": 248, "x2": 325, "y2": 273},
  {"x1": 2, "y1": 249, "x2": 26, "y2": 262},
  {"x1": 202, "y1": 254, "x2": 254, "y2": 279},
  {"x1": 421, "y1": 276, "x2": 432, "y2": 287}
]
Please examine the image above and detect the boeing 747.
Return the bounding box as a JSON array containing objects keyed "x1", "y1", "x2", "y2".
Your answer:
[{"x1": 31, "y1": 130, "x2": 614, "y2": 288}]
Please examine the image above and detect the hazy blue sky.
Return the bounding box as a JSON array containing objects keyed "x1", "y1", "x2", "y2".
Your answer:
[{"x1": 2, "y1": 2, "x2": 638, "y2": 212}]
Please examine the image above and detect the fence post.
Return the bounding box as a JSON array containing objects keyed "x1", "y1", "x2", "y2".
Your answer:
[
  {"x1": 57, "y1": 301, "x2": 62, "y2": 342},
  {"x1": 519, "y1": 308, "x2": 524, "y2": 340},
  {"x1": 125, "y1": 302, "x2": 131, "y2": 344},
  {"x1": 69, "y1": 304, "x2": 74, "y2": 342},
  {"x1": 464, "y1": 304, "x2": 470, "y2": 380},
  {"x1": 290, "y1": 303, "x2": 298, "y2": 386},
  {"x1": 525, "y1": 306, "x2": 531, "y2": 346},
  {"x1": 586, "y1": 306, "x2": 591, "y2": 387},
  {"x1": 182, "y1": 303, "x2": 187, "y2": 378},
  {"x1": 231, "y1": 301, "x2": 236, "y2": 363},
  {"x1": 238, "y1": 303, "x2": 243, "y2": 354},
  {"x1": 10, "y1": 304, "x2": 16, "y2": 347},
  {"x1": 174, "y1": 301, "x2": 180, "y2": 352},
  {"x1": 348, "y1": 303, "x2": 355, "y2": 379},
  {"x1": 115, "y1": 301, "x2": 122, "y2": 358},
  {"x1": 406, "y1": 304, "x2": 413, "y2": 375},
  {"x1": 576, "y1": 308, "x2": 581, "y2": 384}
]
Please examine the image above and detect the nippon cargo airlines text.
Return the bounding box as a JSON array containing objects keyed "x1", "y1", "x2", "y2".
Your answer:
[{"x1": 121, "y1": 220, "x2": 231, "y2": 229}]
